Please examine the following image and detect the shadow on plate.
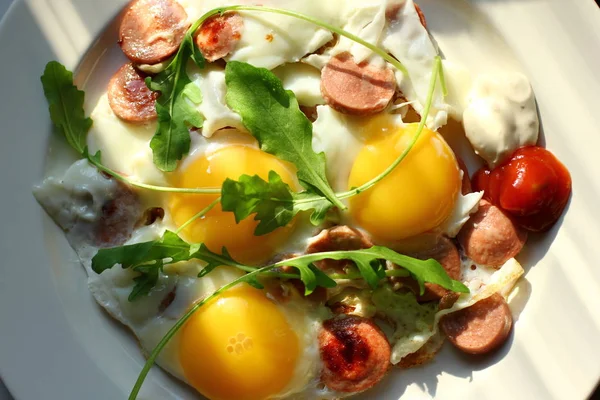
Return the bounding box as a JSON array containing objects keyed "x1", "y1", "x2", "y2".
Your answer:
[{"x1": 368, "y1": 329, "x2": 518, "y2": 400}]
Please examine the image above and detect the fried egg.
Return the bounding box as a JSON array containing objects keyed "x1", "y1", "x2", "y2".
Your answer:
[
  {"x1": 169, "y1": 133, "x2": 300, "y2": 265},
  {"x1": 313, "y1": 106, "x2": 483, "y2": 240},
  {"x1": 34, "y1": 161, "x2": 337, "y2": 399}
]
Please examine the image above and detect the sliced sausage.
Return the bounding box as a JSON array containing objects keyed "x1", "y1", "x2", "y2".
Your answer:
[
  {"x1": 95, "y1": 182, "x2": 141, "y2": 247},
  {"x1": 320, "y1": 52, "x2": 396, "y2": 116},
  {"x1": 306, "y1": 226, "x2": 373, "y2": 272},
  {"x1": 401, "y1": 236, "x2": 462, "y2": 302},
  {"x1": 440, "y1": 293, "x2": 513, "y2": 355},
  {"x1": 457, "y1": 200, "x2": 527, "y2": 268},
  {"x1": 319, "y1": 316, "x2": 390, "y2": 393},
  {"x1": 119, "y1": 0, "x2": 190, "y2": 64},
  {"x1": 108, "y1": 63, "x2": 158, "y2": 123},
  {"x1": 195, "y1": 12, "x2": 243, "y2": 62}
]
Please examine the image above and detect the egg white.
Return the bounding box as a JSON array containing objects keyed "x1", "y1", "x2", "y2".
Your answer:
[{"x1": 178, "y1": 0, "x2": 343, "y2": 70}]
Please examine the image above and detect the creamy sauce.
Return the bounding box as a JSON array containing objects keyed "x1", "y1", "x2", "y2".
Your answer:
[{"x1": 463, "y1": 72, "x2": 539, "y2": 167}]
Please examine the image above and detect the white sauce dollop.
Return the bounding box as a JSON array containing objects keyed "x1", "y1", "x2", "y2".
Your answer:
[{"x1": 463, "y1": 72, "x2": 539, "y2": 167}]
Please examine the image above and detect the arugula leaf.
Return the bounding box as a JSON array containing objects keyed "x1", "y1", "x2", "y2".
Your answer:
[
  {"x1": 146, "y1": 32, "x2": 205, "y2": 171},
  {"x1": 130, "y1": 263, "x2": 161, "y2": 301},
  {"x1": 94, "y1": 230, "x2": 468, "y2": 300},
  {"x1": 224, "y1": 61, "x2": 345, "y2": 211},
  {"x1": 40, "y1": 61, "x2": 92, "y2": 155},
  {"x1": 270, "y1": 246, "x2": 468, "y2": 295},
  {"x1": 92, "y1": 231, "x2": 193, "y2": 273},
  {"x1": 221, "y1": 171, "x2": 333, "y2": 235},
  {"x1": 93, "y1": 230, "x2": 255, "y2": 299},
  {"x1": 369, "y1": 246, "x2": 468, "y2": 294},
  {"x1": 291, "y1": 191, "x2": 335, "y2": 225}
]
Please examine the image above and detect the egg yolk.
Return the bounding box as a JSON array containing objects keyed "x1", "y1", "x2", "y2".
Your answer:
[
  {"x1": 179, "y1": 285, "x2": 299, "y2": 400},
  {"x1": 169, "y1": 145, "x2": 298, "y2": 265},
  {"x1": 348, "y1": 123, "x2": 460, "y2": 240}
]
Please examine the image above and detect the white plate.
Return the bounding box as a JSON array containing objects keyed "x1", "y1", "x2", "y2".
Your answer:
[{"x1": 1, "y1": 0, "x2": 600, "y2": 399}]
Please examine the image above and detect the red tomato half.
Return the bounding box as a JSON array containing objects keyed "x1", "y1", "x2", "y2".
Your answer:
[{"x1": 472, "y1": 146, "x2": 571, "y2": 232}]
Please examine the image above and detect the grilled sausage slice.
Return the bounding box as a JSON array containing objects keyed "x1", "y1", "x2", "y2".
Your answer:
[
  {"x1": 319, "y1": 316, "x2": 391, "y2": 393},
  {"x1": 440, "y1": 293, "x2": 513, "y2": 355},
  {"x1": 407, "y1": 236, "x2": 462, "y2": 302},
  {"x1": 195, "y1": 12, "x2": 243, "y2": 62},
  {"x1": 457, "y1": 200, "x2": 527, "y2": 268},
  {"x1": 306, "y1": 226, "x2": 373, "y2": 272},
  {"x1": 321, "y1": 52, "x2": 396, "y2": 116},
  {"x1": 108, "y1": 63, "x2": 158, "y2": 123},
  {"x1": 119, "y1": 0, "x2": 190, "y2": 64}
]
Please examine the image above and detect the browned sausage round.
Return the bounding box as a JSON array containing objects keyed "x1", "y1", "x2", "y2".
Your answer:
[
  {"x1": 195, "y1": 12, "x2": 243, "y2": 62},
  {"x1": 408, "y1": 236, "x2": 462, "y2": 302},
  {"x1": 108, "y1": 63, "x2": 158, "y2": 123},
  {"x1": 306, "y1": 226, "x2": 373, "y2": 272},
  {"x1": 320, "y1": 52, "x2": 396, "y2": 116},
  {"x1": 440, "y1": 293, "x2": 513, "y2": 355},
  {"x1": 399, "y1": 236, "x2": 462, "y2": 302},
  {"x1": 319, "y1": 316, "x2": 391, "y2": 393},
  {"x1": 457, "y1": 200, "x2": 527, "y2": 268},
  {"x1": 119, "y1": 0, "x2": 190, "y2": 64}
]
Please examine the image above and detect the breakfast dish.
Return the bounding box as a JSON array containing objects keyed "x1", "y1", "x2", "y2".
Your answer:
[{"x1": 32, "y1": 0, "x2": 572, "y2": 399}]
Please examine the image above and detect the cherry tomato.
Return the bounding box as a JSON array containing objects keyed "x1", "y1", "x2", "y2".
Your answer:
[{"x1": 473, "y1": 146, "x2": 571, "y2": 232}]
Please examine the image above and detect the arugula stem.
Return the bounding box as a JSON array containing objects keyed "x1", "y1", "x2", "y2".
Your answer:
[
  {"x1": 128, "y1": 265, "x2": 274, "y2": 400},
  {"x1": 88, "y1": 158, "x2": 221, "y2": 194},
  {"x1": 336, "y1": 56, "x2": 443, "y2": 200},
  {"x1": 225, "y1": 264, "x2": 413, "y2": 281},
  {"x1": 328, "y1": 269, "x2": 410, "y2": 280},
  {"x1": 174, "y1": 197, "x2": 220, "y2": 234},
  {"x1": 439, "y1": 60, "x2": 448, "y2": 97}
]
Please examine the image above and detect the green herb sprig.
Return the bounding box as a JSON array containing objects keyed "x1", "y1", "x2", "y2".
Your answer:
[
  {"x1": 40, "y1": 62, "x2": 221, "y2": 195},
  {"x1": 41, "y1": 62, "x2": 91, "y2": 154},
  {"x1": 145, "y1": 15, "x2": 208, "y2": 172},
  {"x1": 224, "y1": 60, "x2": 347, "y2": 218},
  {"x1": 222, "y1": 56, "x2": 446, "y2": 234}
]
